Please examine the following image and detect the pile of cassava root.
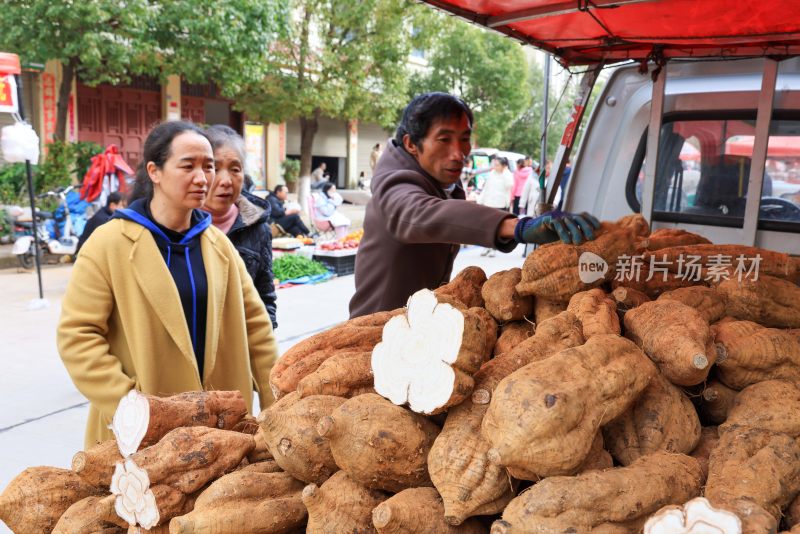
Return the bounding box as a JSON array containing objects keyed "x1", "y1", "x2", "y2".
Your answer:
[{"x1": 3, "y1": 213, "x2": 800, "y2": 534}]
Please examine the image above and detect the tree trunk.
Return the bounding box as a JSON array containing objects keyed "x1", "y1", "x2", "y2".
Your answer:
[
  {"x1": 54, "y1": 59, "x2": 78, "y2": 142},
  {"x1": 298, "y1": 109, "x2": 320, "y2": 215}
]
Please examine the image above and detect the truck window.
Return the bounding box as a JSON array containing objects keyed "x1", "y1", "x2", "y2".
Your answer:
[{"x1": 627, "y1": 116, "x2": 800, "y2": 231}]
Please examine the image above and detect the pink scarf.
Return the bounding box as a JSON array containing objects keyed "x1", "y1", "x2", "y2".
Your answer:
[{"x1": 209, "y1": 204, "x2": 239, "y2": 234}]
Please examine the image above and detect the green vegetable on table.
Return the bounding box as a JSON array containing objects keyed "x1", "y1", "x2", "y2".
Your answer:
[{"x1": 273, "y1": 254, "x2": 329, "y2": 281}]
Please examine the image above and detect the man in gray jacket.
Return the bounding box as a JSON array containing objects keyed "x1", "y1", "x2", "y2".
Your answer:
[{"x1": 349, "y1": 92, "x2": 598, "y2": 318}]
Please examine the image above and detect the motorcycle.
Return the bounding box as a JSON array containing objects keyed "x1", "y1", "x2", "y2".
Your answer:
[{"x1": 12, "y1": 186, "x2": 79, "y2": 269}]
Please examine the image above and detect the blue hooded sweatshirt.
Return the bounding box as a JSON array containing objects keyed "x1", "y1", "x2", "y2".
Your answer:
[{"x1": 113, "y1": 198, "x2": 212, "y2": 377}]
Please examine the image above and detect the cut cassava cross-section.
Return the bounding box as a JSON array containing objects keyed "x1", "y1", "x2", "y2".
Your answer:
[
  {"x1": 428, "y1": 311, "x2": 585, "y2": 525},
  {"x1": 302, "y1": 471, "x2": 388, "y2": 534},
  {"x1": 110, "y1": 389, "x2": 248, "y2": 457},
  {"x1": 372, "y1": 487, "x2": 485, "y2": 534},
  {"x1": 492, "y1": 451, "x2": 703, "y2": 534},
  {"x1": 644, "y1": 497, "x2": 742, "y2": 534},
  {"x1": 624, "y1": 299, "x2": 717, "y2": 386},
  {"x1": 169, "y1": 470, "x2": 307, "y2": 534},
  {"x1": 0, "y1": 466, "x2": 104, "y2": 534},
  {"x1": 257, "y1": 392, "x2": 346, "y2": 484},
  {"x1": 371, "y1": 289, "x2": 494, "y2": 414},
  {"x1": 317, "y1": 393, "x2": 440, "y2": 492},
  {"x1": 481, "y1": 334, "x2": 656, "y2": 479}
]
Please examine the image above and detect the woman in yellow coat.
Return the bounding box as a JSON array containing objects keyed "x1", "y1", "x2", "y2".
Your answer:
[{"x1": 58, "y1": 121, "x2": 277, "y2": 447}]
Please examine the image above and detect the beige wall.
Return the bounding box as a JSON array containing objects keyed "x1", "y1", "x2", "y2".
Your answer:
[
  {"x1": 161, "y1": 75, "x2": 181, "y2": 121},
  {"x1": 285, "y1": 116, "x2": 348, "y2": 158}
]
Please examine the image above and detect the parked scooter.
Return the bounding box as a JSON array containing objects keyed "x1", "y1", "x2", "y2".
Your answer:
[{"x1": 12, "y1": 186, "x2": 79, "y2": 269}]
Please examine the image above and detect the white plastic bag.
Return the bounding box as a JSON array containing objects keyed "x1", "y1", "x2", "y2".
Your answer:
[{"x1": 1, "y1": 121, "x2": 39, "y2": 164}]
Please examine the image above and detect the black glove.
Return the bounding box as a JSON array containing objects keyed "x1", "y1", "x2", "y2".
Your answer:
[{"x1": 514, "y1": 210, "x2": 601, "y2": 245}]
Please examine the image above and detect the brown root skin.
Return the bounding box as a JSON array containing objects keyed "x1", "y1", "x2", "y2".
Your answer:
[
  {"x1": 611, "y1": 286, "x2": 650, "y2": 310},
  {"x1": 258, "y1": 392, "x2": 345, "y2": 484},
  {"x1": 434, "y1": 266, "x2": 487, "y2": 308},
  {"x1": 647, "y1": 244, "x2": 796, "y2": 282},
  {"x1": 237, "y1": 459, "x2": 283, "y2": 474},
  {"x1": 482, "y1": 268, "x2": 533, "y2": 323},
  {"x1": 635, "y1": 228, "x2": 711, "y2": 252},
  {"x1": 269, "y1": 310, "x2": 400, "y2": 398},
  {"x1": 707, "y1": 381, "x2": 800, "y2": 532},
  {"x1": 129, "y1": 427, "x2": 255, "y2": 495},
  {"x1": 603, "y1": 372, "x2": 701, "y2": 466},
  {"x1": 170, "y1": 471, "x2": 307, "y2": 534},
  {"x1": 624, "y1": 300, "x2": 715, "y2": 386},
  {"x1": 72, "y1": 439, "x2": 123, "y2": 488},
  {"x1": 428, "y1": 312, "x2": 585, "y2": 525},
  {"x1": 497, "y1": 452, "x2": 703, "y2": 533},
  {"x1": 52, "y1": 494, "x2": 125, "y2": 534},
  {"x1": 231, "y1": 415, "x2": 260, "y2": 435},
  {"x1": 0, "y1": 467, "x2": 104, "y2": 534},
  {"x1": 493, "y1": 321, "x2": 535, "y2": 356},
  {"x1": 296, "y1": 351, "x2": 373, "y2": 398},
  {"x1": 247, "y1": 428, "x2": 273, "y2": 463},
  {"x1": 482, "y1": 334, "x2": 656, "y2": 478},
  {"x1": 303, "y1": 471, "x2": 388, "y2": 534},
  {"x1": 690, "y1": 426, "x2": 720, "y2": 482},
  {"x1": 714, "y1": 320, "x2": 800, "y2": 390},
  {"x1": 700, "y1": 380, "x2": 739, "y2": 425},
  {"x1": 372, "y1": 487, "x2": 485, "y2": 534},
  {"x1": 567, "y1": 288, "x2": 620, "y2": 339},
  {"x1": 534, "y1": 297, "x2": 568, "y2": 324},
  {"x1": 517, "y1": 216, "x2": 641, "y2": 302},
  {"x1": 322, "y1": 394, "x2": 440, "y2": 493},
  {"x1": 658, "y1": 286, "x2": 727, "y2": 324},
  {"x1": 125, "y1": 390, "x2": 249, "y2": 452}
]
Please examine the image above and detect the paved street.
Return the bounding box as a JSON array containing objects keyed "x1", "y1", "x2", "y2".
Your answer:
[{"x1": 0, "y1": 243, "x2": 528, "y2": 531}]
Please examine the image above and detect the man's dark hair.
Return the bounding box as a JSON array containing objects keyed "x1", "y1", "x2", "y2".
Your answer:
[
  {"x1": 273, "y1": 184, "x2": 287, "y2": 195},
  {"x1": 495, "y1": 156, "x2": 509, "y2": 168},
  {"x1": 132, "y1": 120, "x2": 208, "y2": 201},
  {"x1": 395, "y1": 92, "x2": 473, "y2": 149},
  {"x1": 106, "y1": 191, "x2": 124, "y2": 207}
]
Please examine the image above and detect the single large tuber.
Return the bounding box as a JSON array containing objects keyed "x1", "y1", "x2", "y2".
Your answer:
[
  {"x1": 434, "y1": 266, "x2": 488, "y2": 308},
  {"x1": 0, "y1": 466, "x2": 103, "y2": 534},
  {"x1": 317, "y1": 393, "x2": 440, "y2": 492},
  {"x1": 111, "y1": 390, "x2": 248, "y2": 457},
  {"x1": 372, "y1": 487, "x2": 485, "y2": 534},
  {"x1": 428, "y1": 312, "x2": 584, "y2": 525},
  {"x1": 72, "y1": 439, "x2": 124, "y2": 488},
  {"x1": 624, "y1": 299, "x2": 716, "y2": 386},
  {"x1": 717, "y1": 274, "x2": 800, "y2": 328},
  {"x1": 635, "y1": 228, "x2": 712, "y2": 252},
  {"x1": 371, "y1": 289, "x2": 493, "y2": 414},
  {"x1": 566, "y1": 288, "x2": 620, "y2": 339},
  {"x1": 482, "y1": 334, "x2": 656, "y2": 478},
  {"x1": 52, "y1": 494, "x2": 126, "y2": 534},
  {"x1": 713, "y1": 320, "x2": 800, "y2": 390},
  {"x1": 257, "y1": 392, "x2": 345, "y2": 484},
  {"x1": 603, "y1": 372, "x2": 701, "y2": 466},
  {"x1": 658, "y1": 286, "x2": 727, "y2": 323},
  {"x1": 296, "y1": 351, "x2": 374, "y2": 398},
  {"x1": 481, "y1": 268, "x2": 533, "y2": 322},
  {"x1": 302, "y1": 471, "x2": 388, "y2": 533},
  {"x1": 493, "y1": 321, "x2": 535, "y2": 356},
  {"x1": 700, "y1": 380, "x2": 739, "y2": 425},
  {"x1": 169, "y1": 470, "x2": 306, "y2": 534},
  {"x1": 492, "y1": 452, "x2": 703, "y2": 533}
]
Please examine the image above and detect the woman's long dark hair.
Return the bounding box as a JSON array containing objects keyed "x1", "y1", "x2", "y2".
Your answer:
[
  {"x1": 130, "y1": 121, "x2": 208, "y2": 201},
  {"x1": 321, "y1": 182, "x2": 336, "y2": 198}
]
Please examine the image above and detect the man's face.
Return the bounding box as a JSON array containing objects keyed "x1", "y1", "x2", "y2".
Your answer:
[
  {"x1": 320, "y1": 163, "x2": 326, "y2": 170},
  {"x1": 404, "y1": 113, "x2": 472, "y2": 187},
  {"x1": 277, "y1": 187, "x2": 288, "y2": 201}
]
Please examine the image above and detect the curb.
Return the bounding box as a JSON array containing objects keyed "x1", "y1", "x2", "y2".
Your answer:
[{"x1": 0, "y1": 254, "x2": 18, "y2": 270}]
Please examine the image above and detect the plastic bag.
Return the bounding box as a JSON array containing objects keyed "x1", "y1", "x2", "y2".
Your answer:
[{"x1": 1, "y1": 122, "x2": 39, "y2": 164}]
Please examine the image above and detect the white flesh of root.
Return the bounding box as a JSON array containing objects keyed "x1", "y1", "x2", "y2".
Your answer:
[
  {"x1": 112, "y1": 389, "x2": 150, "y2": 458},
  {"x1": 371, "y1": 289, "x2": 466, "y2": 414},
  {"x1": 644, "y1": 497, "x2": 742, "y2": 534},
  {"x1": 110, "y1": 458, "x2": 159, "y2": 529}
]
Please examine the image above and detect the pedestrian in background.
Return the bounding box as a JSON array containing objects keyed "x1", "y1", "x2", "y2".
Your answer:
[
  {"x1": 313, "y1": 182, "x2": 351, "y2": 238},
  {"x1": 478, "y1": 156, "x2": 515, "y2": 256},
  {"x1": 511, "y1": 157, "x2": 532, "y2": 215},
  {"x1": 267, "y1": 184, "x2": 311, "y2": 237},
  {"x1": 57, "y1": 120, "x2": 277, "y2": 447},
  {"x1": 75, "y1": 191, "x2": 126, "y2": 255},
  {"x1": 202, "y1": 125, "x2": 277, "y2": 329}
]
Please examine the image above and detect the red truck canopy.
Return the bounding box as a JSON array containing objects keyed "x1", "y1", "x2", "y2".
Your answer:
[{"x1": 422, "y1": 0, "x2": 800, "y2": 65}]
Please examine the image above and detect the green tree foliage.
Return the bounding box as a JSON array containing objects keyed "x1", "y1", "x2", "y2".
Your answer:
[
  {"x1": 410, "y1": 16, "x2": 530, "y2": 148},
  {"x1": 0, "y1": 0, "x2": 287, "y2": 140},
  {"x1": 235, "y1": 0, "x2": 428, "y2": 185}
]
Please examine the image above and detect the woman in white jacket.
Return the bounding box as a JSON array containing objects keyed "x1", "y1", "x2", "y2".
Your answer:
[{"x1": 478, "y1": 157, "x2": 514, "y2": 256}]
